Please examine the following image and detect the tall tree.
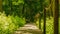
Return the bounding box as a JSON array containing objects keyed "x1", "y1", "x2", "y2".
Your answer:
[
  {"x1": 39, "y1": 0, "x2": 44, "y2": 29},
  {"x1": 8, "y1": 0, "x2": 12, "y2": 15},
  {"x1": 54, "y1": 0, "x2": 59, "y2": 34},
  {"x1": 22, "y1": 0, "x2": 25, "y2": 17},
  {"x1": 49, "y1": 0, "x2": 53, "y2": 17},
  {"x1": 0, "y1": 0, "x2": 2, "y2": 12},
  {"x1": 43, "y1": 6, "x2": 46, "y2": 34}
]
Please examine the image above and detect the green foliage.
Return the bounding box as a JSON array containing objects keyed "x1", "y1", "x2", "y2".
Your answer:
[
  {"x1": 0, "y1": 12, "x2": 26, "y2": 34},
  {"x1": 3, "y1": 0, "x2": 24, "y2": 16},
  {"x1": 11, "y1": 15, "x2": 26, "y2": 27},
  {"x1": 12, "y1": 0, "x2": 24, "y2": 5},
  {"x1": 45, "y1": 17, "x2": 54, "y2": 34},
  {"x1": 2, "y1": 0, "x2": 60, "y2": 34},
  {"x1": 37, "y1": 17, "x2": 60, "y2": 34}
]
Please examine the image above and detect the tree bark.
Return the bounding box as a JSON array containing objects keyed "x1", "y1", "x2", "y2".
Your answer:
[
  {"x1": 39, "y1": 0, "x2": 44, "y2": 29},
  {"x1": 22, "y1": 2, "x2": 25, "y2": 17},
  {"x1": 50, "y1": 0, "x2": 53, "y2": 17},
  {"x1": 0, "y1": 0, "x2": 2, "y2": 12},
  {"x1": 43, "y1": 7, "x2": 46, "y2": 34},
  {"x1": 54, "y1": 0, "x2": 59, "y2": 34}
]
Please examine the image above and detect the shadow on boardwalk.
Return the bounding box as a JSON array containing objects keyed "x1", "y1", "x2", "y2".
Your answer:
[{"x1": 13, "y1": 23, "x2": 43, "y2": 34}]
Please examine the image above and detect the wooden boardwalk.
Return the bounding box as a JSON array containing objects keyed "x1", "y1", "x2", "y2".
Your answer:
[{"x1": 13, "y1": 23, "x2": 43, "y2": 34}]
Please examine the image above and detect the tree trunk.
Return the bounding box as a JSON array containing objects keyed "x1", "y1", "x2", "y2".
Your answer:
[
  {"x1": 0, "y1": 0, "x2": 2, "y2": 12},
  {"x1": 39, "y1": 0, "x2": 44, "y2": 29},
  {"x1": 54, "y1": 0, "x2": 59, "y2": 34},
  {"x1": 8, "y1": 0, "x2": 12, "y2": 15},
  {"x1": 22, "y1": 2, "x2": 25, "y2": 17},
  {"x1": 43, "y1": 7, "x2": 46, "y2": 34},
  {"x1": 50, "y1": 0, "x2": 53, "y2": 17}
]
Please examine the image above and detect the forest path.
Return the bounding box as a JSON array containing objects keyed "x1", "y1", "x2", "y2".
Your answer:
[{"x1": 13, "y1": 23, "x2": 43, "y2": 34}]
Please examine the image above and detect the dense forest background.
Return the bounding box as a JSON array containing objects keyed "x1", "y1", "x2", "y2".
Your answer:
[{"x1": 0, "y1": 0, "x2": 60, "y2": 34}]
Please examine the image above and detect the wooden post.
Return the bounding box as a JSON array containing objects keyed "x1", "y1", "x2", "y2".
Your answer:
[{"x1": 54, "y1": 0, "x2": 59, "y2": 34}]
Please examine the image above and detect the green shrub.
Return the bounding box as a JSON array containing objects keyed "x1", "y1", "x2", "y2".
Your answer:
[
  {"x1": 0, "y1": 12, "x2": 26, "y2": 34},
  {"x1": 36, "y1": 17, "x2": 54, "y2": 34},
  {"x1": 10, "y1": 15, "x2": 26, "y2": 27},
  {"x1": 36, "y1": 17, "x2": 60, "y2": 34}
]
